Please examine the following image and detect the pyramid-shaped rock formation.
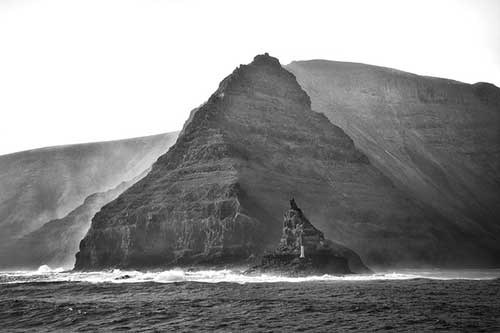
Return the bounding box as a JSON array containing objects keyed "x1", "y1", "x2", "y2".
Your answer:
[{"x1": 75, "y1": 54, "x2": 455, "y2": 270}]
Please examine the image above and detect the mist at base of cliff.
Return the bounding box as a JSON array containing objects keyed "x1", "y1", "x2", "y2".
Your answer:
[{"x1": 1, "y1": 268, "x2": 499, "y2": 332}]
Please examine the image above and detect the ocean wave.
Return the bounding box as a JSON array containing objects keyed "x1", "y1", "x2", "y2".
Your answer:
[
  {"x1": 36, "y1": 264, "x2": 65, "y2": 274},
  {"x1": 1, "y1": 266, "x2": 499, "y2": 285}
]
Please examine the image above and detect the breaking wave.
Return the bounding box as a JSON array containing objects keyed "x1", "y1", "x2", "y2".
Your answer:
[{"x1": 1, "y1": 266, "x2": 499, "y2": 285}]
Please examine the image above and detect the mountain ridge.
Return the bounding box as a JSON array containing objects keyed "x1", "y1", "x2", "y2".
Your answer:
[
  {"x1": 290, "y1": 59, "x2": 500, "y2": 87},
  {"x1": 0, "y1": 171, "x2": 146, "y2": 269},
  {"x1": 287, "y1": 59, "x2": 500, "y2": 266},
  {"x1": 0, "y1": 132, "x2": 175, "y2": 158},
  {"x1": 0, "y1": 132, "x2": 179, "y2": 247}
]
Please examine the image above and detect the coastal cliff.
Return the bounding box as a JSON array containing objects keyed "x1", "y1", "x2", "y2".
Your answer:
[{"x1": 75, "y1": 54, "x2": 468, "y2": 270}]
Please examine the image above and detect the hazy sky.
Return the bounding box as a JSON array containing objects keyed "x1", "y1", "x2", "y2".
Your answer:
[{"x1": 0, "y1": 0, "x2": 499, "y2": 155}]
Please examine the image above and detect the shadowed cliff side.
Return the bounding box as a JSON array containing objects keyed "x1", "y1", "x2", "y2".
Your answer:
[{"x1": 76, "y1": 54, "x2": 492, "y2": 270}]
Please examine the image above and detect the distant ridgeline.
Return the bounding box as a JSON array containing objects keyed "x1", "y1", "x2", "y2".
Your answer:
[
  {"x1": 2, "y1": 53, "x2": 497, "y2": 271},
  {"x1": 73, "y1": 53, "x2": 500, "y2": 271},
  {"x1": 0, "y1": 133, "x2": 178, "y2": 269}
]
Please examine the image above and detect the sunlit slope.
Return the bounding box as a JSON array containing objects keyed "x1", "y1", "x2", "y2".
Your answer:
[
  {"x1": 0, "y1": 132, "x2": 178, "y2": 243},
  {"x1": 0, "y1": 172, "x2": 145, "y2": 269},
  {"x1": 288, "y1": 60, "x2": 500, "y2": 265}
]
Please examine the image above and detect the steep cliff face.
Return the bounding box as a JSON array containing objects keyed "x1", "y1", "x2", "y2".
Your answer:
[
  {"x1": 76, "y1": 54, "x2": 491, "y2": 270},
  {"x1": 287, "y1": 60, "x2": 500, "y2": 265},
  {"x1": 0, "y1": 173, "x2": 145, "y2": 269},
  {"x1": 0, "y1": 132, "x2": 178, "y2": 244}
]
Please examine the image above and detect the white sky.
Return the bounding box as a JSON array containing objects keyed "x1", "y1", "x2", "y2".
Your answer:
[{"x1": 0, "y1": 0, "x2": 499, "y2": 155}]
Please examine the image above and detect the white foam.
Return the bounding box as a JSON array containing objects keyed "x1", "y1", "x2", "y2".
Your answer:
[
  {"x1": 36, "y1": 265, "x2": 65, "y2": 273},
  {"x1": 1, "y1": 266, "x2": 499, "y2": 285}
]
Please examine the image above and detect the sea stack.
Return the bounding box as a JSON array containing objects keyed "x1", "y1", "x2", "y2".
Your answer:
[
  {"x1": 253, "y1": 199, "x2": 371, "y2": 275},
  {"x1": 75, "y1": 53, "x2": 448, "y2": 270}
]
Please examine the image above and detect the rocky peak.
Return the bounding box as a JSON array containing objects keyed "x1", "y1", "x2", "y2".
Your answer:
[
  {"x1": 209, "y1": 52, "x2": 311, "y2": 109},
  {"x1": 250, "y1": 52, "x2": 282, "y2": 68},
  {"x1": 279, "y1": 199, "x2": 326, "y2": 254}
]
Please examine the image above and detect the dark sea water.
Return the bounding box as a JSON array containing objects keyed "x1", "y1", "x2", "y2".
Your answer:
[{"x1": 1, "y1": 268, "x2": 499, "y2": 332}]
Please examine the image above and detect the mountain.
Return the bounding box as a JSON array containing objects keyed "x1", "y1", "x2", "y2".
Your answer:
[
  {"x1": 0, "y1": 132, "x2": 178, "y2": 245},
  {"x1": 0, "y1": 172, "x2": 145, "y2": 269},
  {"x1": 75, "y1": 54, "x2": 478, "y2": 270},
  {"x1": 287, "y1": 60, "x2": 500, "y2": 266}
]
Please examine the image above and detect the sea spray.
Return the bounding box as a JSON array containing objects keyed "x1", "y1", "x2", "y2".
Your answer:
[{"x1": 1, "y1": 266, "x2": 499, "y2": 285}]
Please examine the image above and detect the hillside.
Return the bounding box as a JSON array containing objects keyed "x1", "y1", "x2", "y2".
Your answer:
[
  {"x1": 287, "y1": 60, "x2": 500, "y2": 265},
  {"x1": 0, "y1": 132, "x2": 178, "y2": 245}
]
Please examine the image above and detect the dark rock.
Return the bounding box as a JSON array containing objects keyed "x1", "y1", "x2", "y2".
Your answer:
[
  {"x1": 252, "y1": 201, "x2": 371, "y2": 275},
  {"x1": 258, "y1": 253, "x2": 351, "y2": 276},
  {"x1": 289, "y1": 197, "x2": 300, "y2": 212}
]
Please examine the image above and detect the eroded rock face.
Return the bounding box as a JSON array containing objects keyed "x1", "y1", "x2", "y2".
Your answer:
[
  {"x1": 75, "y1": 54, "x2": 475, "y2": 270},
  {"x1": 287, "y1": 60, "x2": 500, "y2": 267},
  {"x1": 255, "y1": 200, "x2": 370, "y2": 275}
]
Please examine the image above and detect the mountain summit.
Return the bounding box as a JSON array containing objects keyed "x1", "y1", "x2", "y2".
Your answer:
[{"x1": 76, "y1": 54, "x2": 463, "y2": 269}]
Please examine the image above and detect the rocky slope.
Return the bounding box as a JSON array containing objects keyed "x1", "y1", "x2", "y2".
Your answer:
[
  {"x1": 0, "y1": 132, "x2": 178, "y2": 244},
  {"x1": 287, "y1": 60, "x2": 500, "y2": 266},
  {"x1": 75, "y1": 54, "x2": 484, "y2": 270},
  {"x1": 0, "y1": 172, "x2": 146, "y2": 269},
  {"x1": 252, "y1": 199, "x2": 370, "y2": 275}
]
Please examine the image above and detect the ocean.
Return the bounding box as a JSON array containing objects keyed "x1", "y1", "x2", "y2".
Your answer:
[{"x1": 1, "y1": 267, "x2": 499, "y2": 332}]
